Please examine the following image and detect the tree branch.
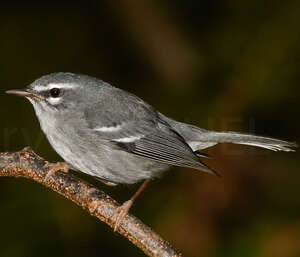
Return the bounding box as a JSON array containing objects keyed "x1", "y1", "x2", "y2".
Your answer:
[{"x1": 0, "y1": 147, "x2": 182, "y2": 257}]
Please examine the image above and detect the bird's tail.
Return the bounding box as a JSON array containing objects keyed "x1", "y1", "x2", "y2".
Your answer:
[
  {"x1": 188, "y1": 130, "x2": 297, "y2": 152},
  {"x1": 161, "y1": 114, "x2": 297, "y2": 152}
]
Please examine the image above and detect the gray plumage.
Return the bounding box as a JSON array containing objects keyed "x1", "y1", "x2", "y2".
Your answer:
[{"x1": 6, "y1": 73, "x2": 297, "y2": 184}]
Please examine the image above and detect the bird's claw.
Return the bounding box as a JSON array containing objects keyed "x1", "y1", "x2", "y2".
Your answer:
[{"x1": 111, "y1": 200, "x2": 133, "y2": 232}]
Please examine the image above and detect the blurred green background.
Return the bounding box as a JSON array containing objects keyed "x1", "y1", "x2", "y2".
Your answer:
[{"x1": 0, "y1": 1, "x2": 299, "y2": 257}]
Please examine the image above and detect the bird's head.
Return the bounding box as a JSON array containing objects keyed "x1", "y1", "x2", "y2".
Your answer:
[{"x1": 6, "y1": 72, "x2": 108, "y2": 117}]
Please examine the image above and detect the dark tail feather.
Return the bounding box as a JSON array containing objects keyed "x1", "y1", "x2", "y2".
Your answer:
[
  {"x1": 194, "y1": 150, "x2": 212, "y2": 158},
  {"x1": 195, "y1": 159, "x2": 220, "y2": 177}
]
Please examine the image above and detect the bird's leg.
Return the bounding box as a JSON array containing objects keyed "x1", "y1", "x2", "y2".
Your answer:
[
  {"x1": 44, "y1": 162, "x2": 74, "y2": 182},
  {"x1": 112, "y1": 178, "x2": 151, "y2": 232}
]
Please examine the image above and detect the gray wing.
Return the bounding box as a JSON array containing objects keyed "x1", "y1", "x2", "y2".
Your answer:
[
  {"x1": 113, "y1": 121, "x2": 216, "y2": 174},
  {"x1": 83, "y1": 88, "x2": 217, "y2": 175}
]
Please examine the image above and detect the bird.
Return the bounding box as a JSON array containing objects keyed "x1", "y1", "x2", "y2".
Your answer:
[{"x1": 6, "y1": 72, "x2": 297, "y2": 231}]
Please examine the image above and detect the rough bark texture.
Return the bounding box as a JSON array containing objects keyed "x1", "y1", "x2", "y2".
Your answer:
[{"x1": 0, "y1": 147, "x2": 182, "y2": 257}]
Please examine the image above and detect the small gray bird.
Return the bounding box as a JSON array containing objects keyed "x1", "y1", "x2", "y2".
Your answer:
[{"x1": 6, "y1": 72, "x2": 297, "y2": 230}]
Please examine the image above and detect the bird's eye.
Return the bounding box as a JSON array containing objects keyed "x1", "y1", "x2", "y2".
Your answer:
[{"x1": 50, "y1": 88, "x2": 61, "y2": 98}]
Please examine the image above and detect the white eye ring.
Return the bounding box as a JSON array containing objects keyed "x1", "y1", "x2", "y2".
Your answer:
[
  {"x1": 47, "y1": 97, "x2": 62, "y2": 105},
  {"x1": 47, "y1": 87, "x2": 64, "y2": 105}
]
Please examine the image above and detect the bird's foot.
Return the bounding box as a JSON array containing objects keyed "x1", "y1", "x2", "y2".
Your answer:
[
  {"x1": 44, "y1": 162, "x2": 73, "y2": 183},
  {"x1": 111, "y1": 199, "x2": 133, "y2": 232},
  {"x1": 110, "y1": 179, "x2": 151, "y2": 232}
]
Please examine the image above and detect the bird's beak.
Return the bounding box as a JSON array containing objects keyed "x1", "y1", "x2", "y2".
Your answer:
[
  {"x1": 6, "y1": 89, "x2": 32, "y2": 97},
  {"x1": 6, "y1": 88, "x2": 43, "y2": 100}
]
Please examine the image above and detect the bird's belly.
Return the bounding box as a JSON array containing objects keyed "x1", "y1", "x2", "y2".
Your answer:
[{"x1": 43, "y1": 127, "x2": 168, "y2": 184}]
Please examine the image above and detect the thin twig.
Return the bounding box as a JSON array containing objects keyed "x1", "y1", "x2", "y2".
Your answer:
[{"x1": 0, "y1": 147, "x2": 182, "y2": 257}]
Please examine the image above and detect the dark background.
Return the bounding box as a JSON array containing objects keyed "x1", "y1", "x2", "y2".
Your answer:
[{"x1": 0, "y1": 1, "x2": 299, "y2": 257}]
